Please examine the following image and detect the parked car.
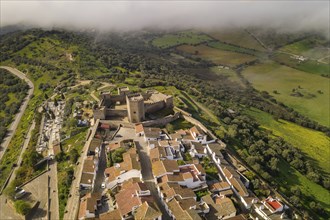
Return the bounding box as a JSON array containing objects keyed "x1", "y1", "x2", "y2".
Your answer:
[
  {"x1": 14, "y1": 189, "x2": 27, "y2": 200},
  {"x1": 101, "y1": 182, "x2": 106, "y2": 188}
]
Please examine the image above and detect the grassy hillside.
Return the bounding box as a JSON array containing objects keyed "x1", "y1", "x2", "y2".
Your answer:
[
  {"x1": 242, "y1": 61, "x2": 330, "y2": 127},
  {"x1": 273, "y1": 53, "x2": 330, "y2": 77},
  {"x1": 152, "y1": 31, "x2": 212, "y2": 49},
  {"x1": 279, "y1": 37, "x2": 330, "y2": 61},
  {"x1": 177, "y1": 44, "x2": 257, "y2": 67},
  {"x1": 210, "y1": 66, "x2": 245, "y2": 87},
  {"x1": 206, "y1": 29, "x2": 266, "y2": 51},
  {"x1": 247, "y1": 108, "x2": 330, "y2": 175},
  {"x1": 246, "y1": 108, "x2": 330, "y2": 216}
]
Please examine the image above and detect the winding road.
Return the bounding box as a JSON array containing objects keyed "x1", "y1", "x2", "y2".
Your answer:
[{"x1": 0, "y1": 66, "x2": 34, "y2": 161}]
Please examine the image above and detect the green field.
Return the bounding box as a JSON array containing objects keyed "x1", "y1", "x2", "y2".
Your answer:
[
  {"x1": 247, "y1": 108, "x2": 330, "y2": 175},
  {"x1": 273, "y1": 53, "x2": 330, "y2": 77},
  {"x1": 246, "y1": 108, "x2": 330, "y2": 216},
  {"x1": 279, "y1": 38, "x2": 330, "y2": 61},
  {"x1": 206, "y1": 29, "x2": 266, "y2": 51},
  {"x1": 177, "y1": 44, "x2": 257, "y2": 67},
  {"x1": 210, "y1": 66, "x2": 245, "y2": 87},
  {"x1": 208, "y1": 41, "x2": 265, "y2": 57},
  {"x1": 152, "y1": 31, "x2": 212, "y2": 49},
  {"x1": 242, "y1": 62, "x2": 330, "y2": 127}
]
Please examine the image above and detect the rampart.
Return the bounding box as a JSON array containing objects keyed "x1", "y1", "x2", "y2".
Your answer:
[{"x1": 141, "y1": 112, "x2": 181, "y2": 127}]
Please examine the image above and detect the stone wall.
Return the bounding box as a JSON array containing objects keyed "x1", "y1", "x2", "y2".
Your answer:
[
  {"x1": 141, "y1": 112, "x2": 181, "y2": 127},
  {"x1": 145, "y1": 101, "x2": 166, "y2": 113},
  {"x1": 93, "y1": 107, "x2": 106, "y2": 120},
  {"x1": 105, "y1": 109, "x2": 128, "y2": 117}
]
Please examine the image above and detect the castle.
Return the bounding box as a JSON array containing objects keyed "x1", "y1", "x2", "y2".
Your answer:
[{"x1": 93, "y1": 87, "x2": 173, "y2": 123}]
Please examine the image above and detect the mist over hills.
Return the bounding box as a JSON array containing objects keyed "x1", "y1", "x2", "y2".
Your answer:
[{"x1": 1, "y1": 1, "x2": 329, "y2": 36}]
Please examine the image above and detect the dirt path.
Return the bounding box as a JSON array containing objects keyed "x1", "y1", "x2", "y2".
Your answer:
[
  {"x1": 0, "y1": 66, "x2": 34, "y2": 161},
  {"x1": 90, "y1": 82, "x2": 114, "y2": 103}
]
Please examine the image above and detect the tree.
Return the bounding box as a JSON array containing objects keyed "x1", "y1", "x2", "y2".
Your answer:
[
  {"x1": 70, "y1": 149, "x2": 79, "y2": 164},
  {"x1": 14, "y1": 200, "x2": 31, "y2": 215},
  {"x1": 111, "y1": 148, "x2": 126, "y2": 163}
]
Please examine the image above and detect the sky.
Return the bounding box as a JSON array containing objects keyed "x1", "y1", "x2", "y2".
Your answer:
[{"x1": 1, "y1": 1, "x2": 329, "y2": 33}]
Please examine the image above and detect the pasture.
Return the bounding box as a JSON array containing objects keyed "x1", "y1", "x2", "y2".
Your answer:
[
  {"x1": 152, "y1": 31, "x2": 212, "y2": 49},
  {"x1": 242, "y1": 61, "x2": 330, "y2": 127},
  {"x1": 177, "y1": 44, "x2": 257, "y2": 67},
  {"x1": 246, "y1": 108, "x2": 330, "y2": 217},
  {"x1": 210, "y1": 66, "x2": 245, "y2": 87},
  {"x1": 279, "y1": 37, "x2": 330, "y2": 61},
  {"x1": 247, "y1": 108, "x2": 330, "y2": 175},
  {"x1": 206, "y1": 29, "x2": 266, "y2": 51},
  {"x1": 273, "y1": 53, "x2": 330, "y2": 77}
]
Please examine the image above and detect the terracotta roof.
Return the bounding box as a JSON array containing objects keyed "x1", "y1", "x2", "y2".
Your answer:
[
  {"x1": 89, "y1": 138, "x2": 102, "y2": 152},
  {"x1": 176, "y1": 129, "x2": 187, "y2": 135},
  {"x1": 152, "y1": 160, "x2": 179, "y2": 177},
  {"x1": 105, "y1": 148, "x2": 140, "y2": 182},
  {"x1": 223, "y1": 166, "x2": 240, "y2": 179},
  {"x1": 190, "y1": 142, "x2": 205, "y2": 154},
  {"x1": 135, "y1": 124, "x2": 144, "y2": 134},
  {"x1": 121, "y1": 148, "x2": 140, "y2": 171},
  {"x1": 144, "y1": 127, "x2": 162, "y2": 139},
  {"x1": 134, "y1": 201, "x2": 161, "y2": 220},
  {"x1": 108, "y1": 142, "x2": 121, "y2": 151},
  {"x1": 194, "y1": 164, "x2": 206, "y2": 174},
  {"x1": 78, "y1": 193, "x2": 101, "y2": 219},
  {"x1": 100, "y1": 123, "x2": 110, "y2": 130},
  {"x1": 163, "y1": 183, "x2": 196, "y2": 199},
  {"x1": 99, "y1": 209, "x2": 121, "y2": 220},
  {"x1": 190, "y1": 126, "x2": 205, "y2": 136},
  {"x1": 169, "y1": 133, "x2": 182, "y2": 140},
  {"x1": 82, "y1": 158, "x2": 95, "y2": 173},
  {"x1": 159, "y1": 140, "x2": 170, "y2": 147},
  {"x1": 80, "y1": 173, "x2": 94, "y2": 185},
  {"x1": 150, "y1": 147, "x2": 167, "y2": 162},
  {"x1": 209, "y1": 181, "x2": 231, "y2": 192},
  {"x1": 167, "y1": 197, "x2": 201, "y2": 220},
  {"x1": 219, "y1": 189, "x2": 233, "y2": 197},
  {"x1": 264, "y1": 196, "x2": 283, "y2": 212},
  {"x1": 202, "y1": 195, "x2": 236, "y2": 219},
  {"x1": 148, "y1": 140, "x2": 160, "y2": 148},
  {"x1": 115, "y1": 182, "x2": 155, "y2": 218},
  {"x1": 229, "y1": 178, "x2": 248, "y2": 197},
  {"x1": 161, "y1": 174, "x2": 184, "y2": 183}
]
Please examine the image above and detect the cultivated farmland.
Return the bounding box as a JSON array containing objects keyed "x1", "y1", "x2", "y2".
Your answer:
[
  {"x1": 152, "y1": 31, "x2": 212, "y2": 49},
  {"x1": 206, "y1": 29, "x2": 266, "y2": 51},
  {"x1": 177, "y1": 44, "x2": 257, "y2": 67}
]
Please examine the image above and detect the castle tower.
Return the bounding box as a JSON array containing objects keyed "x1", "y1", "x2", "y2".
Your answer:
[{"x1": 126, "y1": 94, "x2": 145, "y2": 123}]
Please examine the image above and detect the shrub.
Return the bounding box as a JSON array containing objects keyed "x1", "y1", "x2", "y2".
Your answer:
[{"x1": 14, "y1": 200, "x2": 31, "y2": 215}]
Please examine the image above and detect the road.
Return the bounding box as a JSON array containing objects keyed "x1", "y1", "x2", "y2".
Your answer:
[
  {"x1": 0, "y1": 66, "x2": 34, "y2": 161},
  {"x1": 0, "y1": 120, "x2": 35, "y2": 220},
  {"x1": 134, "y1": 140, "x2": 171, "y2": 220},
  {"x1": 8, "y1": 121, "x2": 36, "y2": 183},
  {"x1": 48, "y1": 160, "x2": 59, "y2": 220},
  {"x1": 63, "y1": 120, "x2": 100, "y2": 220}
]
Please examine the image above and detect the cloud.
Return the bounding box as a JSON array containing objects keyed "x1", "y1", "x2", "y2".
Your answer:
[{"x1": 0, "y1": 1, "x2": 329, "y2": 33}]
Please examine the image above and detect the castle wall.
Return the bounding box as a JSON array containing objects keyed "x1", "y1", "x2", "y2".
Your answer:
[
  {"x1": 164, "y1": 96, "x2": 174, "y2": 108},
  {"x1": 144, "y1": 101, "x2": 166, "y2": 113},
  {"x1": 109, "y1": 95, "x2": 126, "y2": 104},
  {"x1": 141, "y1": 112, "x2": 181, "y2": 127},
  {"x1": 105, "y1": 109, "x2": 128, "y2": 117},
  {"x1": 93, "y1": 107, "x2": 106, "y2": 120}
]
